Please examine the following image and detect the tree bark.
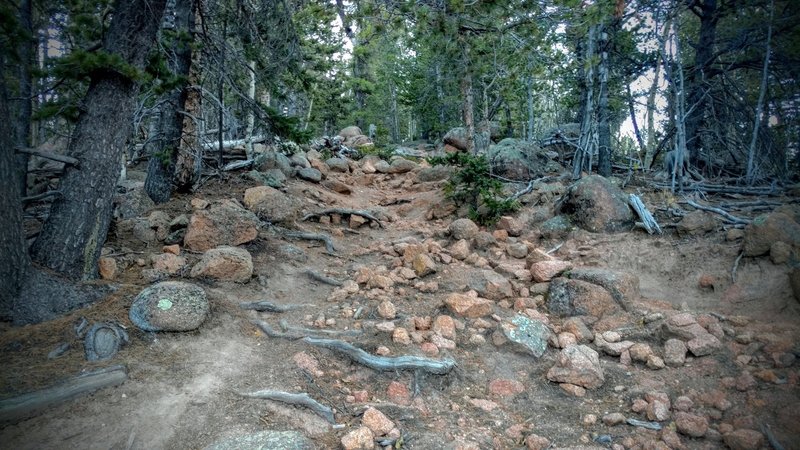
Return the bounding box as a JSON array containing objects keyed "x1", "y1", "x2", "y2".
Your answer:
[
  {"x1": 0, "y1": 54, "x2": 30, "y2": 320},
  {"x1": 597, "y1": 27, "x2": 612, "y2": 177},
  {"x1": 30, "y1": 0, "x2": 168, "y2": 280},
  {"x1": 574, "y1": 24, "x2": 598, "y2": 179},
  {"x1": 684, "y1": 0, "x2": 719, "y2": 165},
  {"x1": 144, "y1": 0, "x2": 195, "y2": 204},
  {"x1": 746, "y1": 0, "x2": 773, "y2": 185},
  {"x1": 13, "y1": 0, "x2": 33, "y2": 197},
  {"x1": 460, "y1": 35, "x2": 475, "y2": 154}
]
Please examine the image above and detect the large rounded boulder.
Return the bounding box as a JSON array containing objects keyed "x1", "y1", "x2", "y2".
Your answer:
[
  {"x1": 129, "y1": 281, "x2": 209, "y2": 332},
  {"x1": 555, "y1": 175, "x2": 634, "y2": 233},
  {"x1": 486, "y1": 138, "x2": 551, "y2": 181},
  {"x1": 742, "y1": 212, "x2": 800, "y2": 256}
]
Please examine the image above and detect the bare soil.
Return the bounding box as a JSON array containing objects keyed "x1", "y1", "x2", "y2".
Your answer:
[{"x1": 1, "y1": 165, "x2": 798, "y2": 450}]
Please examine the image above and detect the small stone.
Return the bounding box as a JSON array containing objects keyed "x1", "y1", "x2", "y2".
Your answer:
[
  {"x1": 496, "y1": 216, "x2": 524, "y2": 237},
  {"x1": 449, "y1": 239, "x2": 471, "y2": 260},
  {"x1": 661, "y1": 428, "x2": 683, "y2": 449},
  {"x1": 433, "y1": 315, "x2": 456, "y2": 339},
  {"x1": 646, "y1": 392, "x2": 671, "y2": 421},
  {"x1": 602, "y1": 413, "x2": 626, "y2": 426},
  {"x1": 377, "y1": 300, "x2": 397, "y2": 319},
  {"x1": 674, "y1": 412, "x2": 708, "y2": 437},
  {"x1": 664, "y1": 339, "x2": 688, "y2": 366},
  {"x1": 507, "y1": 242, "x2": 529, "y2": 259},
  {"x1": 162, "y1": 244, "x2": 180, "y2": 255},
  {"x1": 723, "y1": 429, "x2": 764, "y2": 450},
  {"x1": 191, "y1": 198, "x2": 209, "y2": 209},
  {"x1": 420, "y1": 342, "x2": 439, "y2": 355},
  {"x1": 673, "y1": 396, "x2": 693, "y2": 412},
  {"x1": 735, "y1": 371, "x2": 757, "y2": 391},
  {"x1": 469, "y1": 334, "x2": 486, "y2": 345},
  {"x1": 631, "y1": 399, "x2": 648, "y2": 413},
  {"x1": 341, "y1": 426, "x2": 374, "y2": 450},
  {"x1": 525, "y1": 433, "x2": 551, "y2": 450},
  {"x1": 602, "y1": 331, "x2": 621, "y2": 342},
  {"x1": 375, "y1": 346, "x2": 390, "y2": 356},
  {"x1": 557, "y1": 332, "x2": 577, "y2": 348},
  {"x1": 375, "y1": 321, "x2": 395, "y2": 333},
  {"x1": 412, "y1": 253, "x2": 437, "y2": 277},
  {"x1": 529, "y1": 260, "x2": 572, "y2": 282},
  {"x1": 646, "y1": 355, "x2": 666, "y2": 370},
  {"x1": 488, "y1": 379, "x2": 524, "y2": 397},
  {"x1": 687, "y1": 332, "x2": 721, "y2": 356},
  {"x1": 559, "y1": 383, "x2": 586, "y2": 397},
  {"x1": 362, "y1": 407, "x2": 395, "y2": 436},
  {"x1": 98, "y1": 257, "x2": 117, "y2": 280},
  {"x1": 430, "y1": 334, "x2": 456, "y2": 350},
  {"x1": 449, "y1": 218, "x2": 479, "y2": 240},
  {"x1": 629, "y1": 343, "x2": 654, "y2": 362},
  {"x1": 469, "y1": 398, "x2": 499, "y2": 412},
  {"x1": 444, "y1": 293, "x2": 493, "y2": 318},
  {"x1": 698, "y1": 274, "x2": 716, "y2": 289},
  {"x1": 583, "y1": 414, "x2": 598, "y2": 425},
  {"x1": 190, "y1": 246, "x2": 253, "y2": 282},
  {"x1": 770, "y1": 241, "x2": 792, "y2": 264},
  {"x1": 546, "y1": 345, "x2": 604, "y2": 389},
  {"x1": 392, "y1": 327, "x2": 411, "y2": 345}
]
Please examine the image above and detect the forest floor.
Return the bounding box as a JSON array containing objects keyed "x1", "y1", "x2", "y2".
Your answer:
[{"x1": 1, "y1": 159, "x2": 799, "y2": 450}]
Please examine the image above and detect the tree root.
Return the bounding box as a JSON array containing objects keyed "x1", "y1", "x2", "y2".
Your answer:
[
  {"x1": 252, "y1": 320, "x2": 361, "y2": 340},
  {"x1": 302, "y1": 337, "x2": 456, "y2": 375},
  {"x1": 305, "y1": 269, "x2": 343, "y2": 286},
  {"x1": 283, "y1": 231, "x2": 337, "y2": 254},
  {"x1": 684, "y1": 198, "x2": 751, "y2": 225},
  {"x1": 238, "y1": 389, "x2": 336, "y2": 424},
  {"x1": 239, "y1": 301, "x2": 306, "y2": 313},
  {"x1": 302, "y1": 208, "x2": 383, "y2": 228}
]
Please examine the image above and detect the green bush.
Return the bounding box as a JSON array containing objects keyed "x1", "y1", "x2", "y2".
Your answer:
[{"x1": 429, "y1": 152, "x2": 519, "y2": 225}]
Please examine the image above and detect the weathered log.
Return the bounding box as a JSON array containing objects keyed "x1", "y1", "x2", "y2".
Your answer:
[
  {"x1": 221, "y1": 159, "x2": 253, "y2": 171},
  {"x1": 628, "y1": 194, "x2": 662, "y2": 234},
  {"x1": 283, "y1": 231, "x2": 337, "y2": 255},
  {"x1": 279, "y1": 320, "x2": 362, "y2": 338},
  {"x1": 0, "y1": 365, "x2": 128, "y2": 423},
  {"x1": 238, "y1": 389, "x2": 336, "y2": 424},
  {"x1": 302, "y1": 337, "x2": 456, "y2": 375},
  {"x1": 301, "y1": 208, "x2": 383, "y2": 228},
  {"x1": 201, "y1": 135, "x2": 266, "y2": 150}
]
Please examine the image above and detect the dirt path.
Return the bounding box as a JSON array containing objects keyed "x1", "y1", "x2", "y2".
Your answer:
[{"x1": 1, "y1": 166, "x2": 799, "y2": 450}]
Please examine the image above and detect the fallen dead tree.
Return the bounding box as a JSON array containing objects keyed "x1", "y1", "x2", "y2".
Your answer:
[
  {"x1": 0, "y1": 365, "x2": 128, "y2": 424},
  {"x1": 238, "y1": 390, "x2": 336, "y2": 424},
  {"x1": 302, "y1": 337, "x2": 456, "y2": 375}
]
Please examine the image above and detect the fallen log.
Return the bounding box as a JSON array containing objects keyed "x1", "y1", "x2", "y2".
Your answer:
[
  {"x1": 16, "y1": 147, "x2": 79, "y2": 167},
  {"x1": 302, "y1": 337, "x2": 456, "y2": 375},
  {"x1": 238, "y1": 389, "x2": 336, "y2": 424},
  {"x1": 684, "y1": 199, "x2": 751, "y2": 225},
  {"x1": 301, "y1": 208, "x2": 383, "y2": 228},
  {"x1": 0, "y1": 365, "x2": 128, "y2": 424}
]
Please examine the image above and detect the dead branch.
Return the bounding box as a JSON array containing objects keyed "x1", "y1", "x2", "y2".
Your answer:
[
  {"x1": 239, "y1": 301, "x2": 306, "y2": 312},
  {"x1": 222, "y1": 159, "x2": 253, "y2": 171},
  {"x1": 628, "y1": 194, "x2": 662, "y2": 234},
  {"x1": 302, "y1": 337, "x2": 456, "y2": 375},
  {"x1": 652, "y1": 181, "x2": 779, "y2": 196},
  {"x1": 305, "y1": 269, "x2": 343, "y2": 286},
  {"x1": 22, "y1": 190, "x2": 62, "y2": 204},
  {"x1": 16, "y1": 147, "x2": 79, "y2": 167},
  {"x1": 302, "y1": 208, "x2": 383, "y2": 228},
  {"x1": 505, "y1": 179, "x2": 534, "y2": 202},
  {"x1": 761, "y1": 423, "x2": 785, "y2": 450},
  {"x1": 684, "y1": 199, "x2": 751, "y2": 225},
  {"x1": 238, "y1": 390, "x2": 336, "y2": 424},
  {"x1": 253, "y1": 320, "x2": 301, "y2": 339},
  {"x1": 0, "y1": 365, "x2": 127, "y2": 423},
  {"x1": 283, "y1": 231, "x2": 337, "y2": 254}
]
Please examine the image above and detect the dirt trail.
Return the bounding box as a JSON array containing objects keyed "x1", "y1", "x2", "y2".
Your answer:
[{"x1": 1, "y1": 166, "x2": 799, "y2": 450}]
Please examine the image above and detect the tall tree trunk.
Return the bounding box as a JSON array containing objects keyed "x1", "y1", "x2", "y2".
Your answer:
[
  {"x1": 390, "y1": 82, "x2": 399, "y2": 143},
  {"x1": 435, "y1": 63, "x2": 445, "y2": 134},
  {"x1": 245, "y1": 59, "x2": 256, "y2": 159},
  {"x1": 0, "y1": 53, "x2": 29, "y2": 320},
  {"x1": 217, "y1": 20, "x2": 226, "y2": 168},
  {"x1": 746, "y1": 0, "x2": 773, "y2": 185},
  {"x1": 13, "y1": 0, "x2": 33, "y2": 197},
  {"x1": 30, "y1": 0, "x2": 168, "y2": 280},
  {"x1": 145, "y1": 0, "x2": 195, "y2": 203},
  {"x1": 574, "y1": 25, "x2": 598, "y2": 179},
  {"x1": 597, "y1": 26, "x2": 612, "y2": 177},
  {"x1": 684, "y1": 0, "x2": 719, "y2": 165},
  {"x1": 644, "y1": 48, "x2": 663, "y2": 169},
  {"x1": 460, "y1": 36, "x2": 475, "y2": 154},
  {"x1": 526, "y1": 76, "x2": 534, "y2": 141}
]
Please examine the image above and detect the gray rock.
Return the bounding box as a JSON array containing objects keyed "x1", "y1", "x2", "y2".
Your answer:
[
  {"x1": 290, "y1": 153, "x2": 311, "y2": 168},
  {"x1": 547, "y1": 277, "x2": 617, "y2": 318},
  {"x1": 129, "y1": 281, "x2": 209, "y2": 332},
  {"x1": 416, "y1": 166, "x2": 453, "y2": 182},
  {"x1": 568, "y1": 268, "x2": 640, "y2": 311},
  {"x1": 486, "y1": 138, "x2": 550, "y2": 180},
  {"x1": 449, "y1": 218, "x2": 479, "y2": 240},
  {"x1": 114, "y1": 183, "x2": 154, "y2": 220},
  {"x1": 501, "y1": 315, "x2": 552, "y2": 357},
  {"x1": 539, "y1": 215, "x2": 572, "y2": 238},
  {"x1": 297, "y1": 167, "x2": 322, "y2": 183},
  {"x1": 254, "y1": 150, "x2": 293, "y2": 177},
  {"x1": 555, "y1": 175, "x2": 634, "y2": 233},
  {"x1": 546, "y1": 344, "x2": 605, "y2": 389},
  {"x1": 469, "y1": 269, "x2": 513, "y2": 300},
  {"x1": 388, "y1": 157, "x2": 417, "y2": 173},
  {"x1": 325, "y1": 157, "x2": 350, "y2": 173},
  {"x1": 84, "y1": 322, "x2": 128, "y2": 361},
  {"x1": 204, "y1": 431, "x2": 314, "y2": 450}
]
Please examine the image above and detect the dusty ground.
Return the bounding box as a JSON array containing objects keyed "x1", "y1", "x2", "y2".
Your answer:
[{"x1": 1, "y1": 162, "x2": 799, "y2": 450}]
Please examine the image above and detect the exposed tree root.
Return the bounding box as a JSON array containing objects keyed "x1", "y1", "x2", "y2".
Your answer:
[
  {"x1": 283, "y1": 231, "x2": 337, "y2": 254},
  {"x1": 302, "y1": 208, "x2": 383, "y2": 228},
  {"x1": 302, "y1": 337, "x2": 456, "y2": 375},
  {"x1": 239, "y1": 301, "x2": 306, "y2": 313},
  {"x1": 238, "y1": 390, "x2": 336, "y2": 424},
  {"x1": 684, "y1": 198, "x2": 751, "y2": 225},
  {"x1": 304, "y1": 269, "x2": 343, "y2": 286}
]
